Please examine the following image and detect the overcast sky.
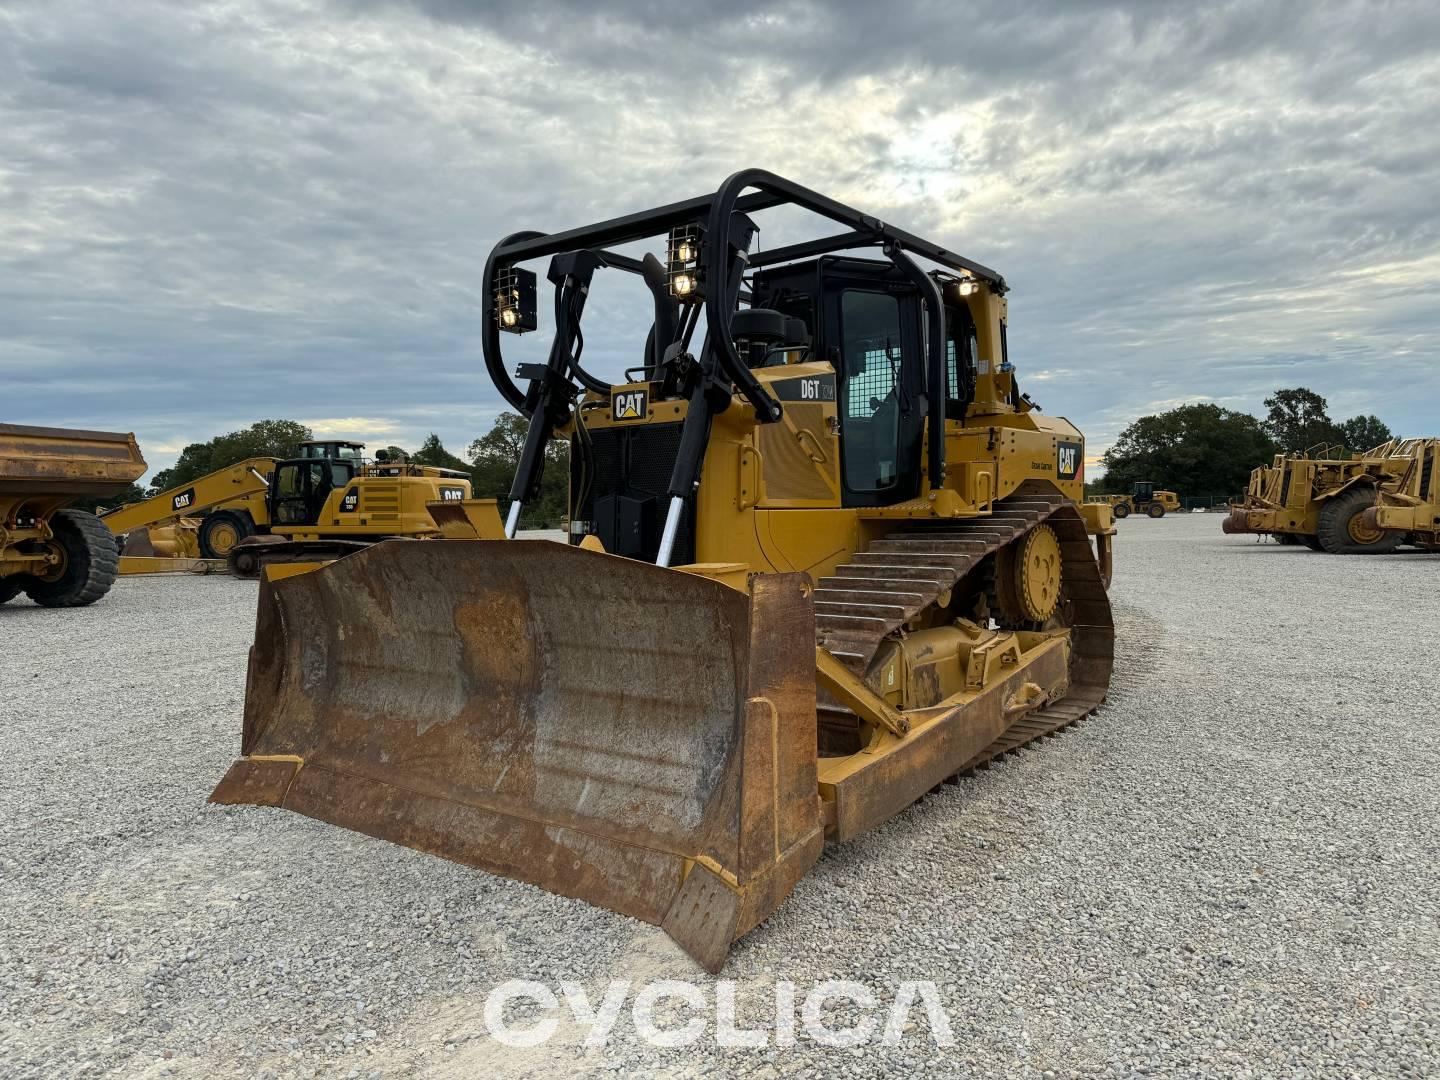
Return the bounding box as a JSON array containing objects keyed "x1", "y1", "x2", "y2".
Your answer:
[{"x1": 3, "y1": 0, "x2": 1437, "y2": 480}]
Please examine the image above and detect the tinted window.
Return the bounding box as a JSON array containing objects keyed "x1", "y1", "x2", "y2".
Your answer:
[{"x1": 840, "y1": 291, "x2": 904, "y2": 491}]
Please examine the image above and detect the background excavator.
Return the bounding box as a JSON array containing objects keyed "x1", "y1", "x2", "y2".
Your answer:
[
  {"x1": 100, "y1": 441, "x2": 472, "y2": 575},
  {"x1": 212, "y1": 171, "x2": 1117, "y2": 971}
]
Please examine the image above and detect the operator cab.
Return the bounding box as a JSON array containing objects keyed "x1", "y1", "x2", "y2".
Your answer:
[
  {"x1": 750, "y1": 257, "x2": 980, "y2": 507},
  {"x1": 299, "y1": 440, "x2": 366, "y2": 462},
  {"x1": 270, "y1": 443, "x2": 363, "y2": 525}
]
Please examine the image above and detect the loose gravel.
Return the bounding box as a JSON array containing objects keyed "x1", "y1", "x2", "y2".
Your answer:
[{"x1": 2, "y1": 516, "x2": 1437, "y2": 1078}]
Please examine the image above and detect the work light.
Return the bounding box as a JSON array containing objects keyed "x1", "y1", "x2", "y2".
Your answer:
[
  {"x1": 666, "y1": 224, "x2": 705, "y2": 300},
  {"x1": 945, "y1": 276, "x2": 978, "y2": 302},
  {"x1": 494, "y1": 266, "x2": 537, "y2": 334}
]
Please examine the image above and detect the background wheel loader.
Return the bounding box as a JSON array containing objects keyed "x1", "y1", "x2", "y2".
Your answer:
[
  {"x1": 99, "y1": 441, "x2": 472, "y2": 576},
  {"x1": 211, "y1": 171, "x2": 1116, "y2": 972},
  {"x1": 0, "y1": 423, "x2": 147, "y2": 607},
  {"x1": 1089, "y1": 481, "x2": 1180, "y2": 519},
  {"x1": 1222, "y1": 440, "x2": 1420, "y2": 553}
]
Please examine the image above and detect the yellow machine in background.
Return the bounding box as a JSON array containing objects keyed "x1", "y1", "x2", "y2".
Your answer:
[
  {"x1": 1089, "y1": 481, "x2": 1181, "y2": 519},
  {"x1": 1364, "y1": 438, "x2": 1440, "y2": 548},
  {"x1": 102, "y1": 452, "x2": 279, "y2": 563},
  {"x1": 212, "y1": 173, "x2": 1116, "y2": 972},
  {"x1": 101, "y1": 441, "x2": 472, "y2": 576},
  {"x1": 0, "y1": 423, "x2": 147, "y2": 606},
  {"x1": 1223, "y1": 441, "x2": 1418, "y2": 553}
]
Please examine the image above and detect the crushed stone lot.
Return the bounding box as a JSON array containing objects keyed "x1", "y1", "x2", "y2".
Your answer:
[{"x1": 2, "y1": 513, "x2": 1437, "y2": 1078}]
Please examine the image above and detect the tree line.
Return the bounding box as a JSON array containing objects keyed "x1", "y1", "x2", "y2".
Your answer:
[{"x1": 1095, "y1": 387, "x2": 1394, "y2": 501}]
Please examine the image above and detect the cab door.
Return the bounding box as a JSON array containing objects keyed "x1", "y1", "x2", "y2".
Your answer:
[
  {"x1": 824, "y1": 282, "x2": 926, "y2": 507},
  {"x1": 270, "y1": 461, "x2": 351, "y2": 526}
]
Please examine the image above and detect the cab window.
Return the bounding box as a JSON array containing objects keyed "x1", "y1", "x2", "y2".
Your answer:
[{"x1": 839, "y1": 290, "x2": 906, "y2": 492}]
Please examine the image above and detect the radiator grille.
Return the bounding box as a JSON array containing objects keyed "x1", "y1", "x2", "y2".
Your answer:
[
  {"x1": 581, "y1": 422, "x2": 692, "y2": 563},
  {"x1": 361, "y1": 482, "x2": 401, "y2": 522},
  {"x1": 758, "y1": 404, "x2": 834, "y2": 503}
]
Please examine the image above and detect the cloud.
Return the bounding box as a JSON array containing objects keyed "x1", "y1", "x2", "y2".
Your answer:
[{"x1": 2, "y1": 0, "x2": 1437, "y2": 483}]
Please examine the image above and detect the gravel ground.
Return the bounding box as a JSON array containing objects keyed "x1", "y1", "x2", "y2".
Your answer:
[{"x1": 2, "y1": 514, "x2": 1437, "y2": 1078}]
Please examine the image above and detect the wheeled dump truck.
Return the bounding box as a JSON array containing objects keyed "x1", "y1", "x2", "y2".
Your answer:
[{"x1": 0, "y1": 423, "x2": 147, "y2": 607}]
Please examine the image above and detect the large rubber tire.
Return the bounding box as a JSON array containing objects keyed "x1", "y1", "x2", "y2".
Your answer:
[
  {"x1": 1146, "y1": 502, "x2": 1166, "y2": 518},
  {"x1": 0, "y1": 577, "x2": 23, "y2": 604},
  {"x1": 24, "y1": 510, "x2": 121, "y2": 607},
  {"x1": 199, "y1": 510, "x2": 255, "y2": 560},
  {"x1": 1112, "y1": 502, "x2": 1130, "y2": 519},
  {"x1": 1317, "y1": 487, "x2": 1403, "y2": 555}
]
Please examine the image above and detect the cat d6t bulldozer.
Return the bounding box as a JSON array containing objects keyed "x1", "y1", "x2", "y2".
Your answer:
[{"x1": 212, "y1": 172, "x2": 1116, "y2": 971}]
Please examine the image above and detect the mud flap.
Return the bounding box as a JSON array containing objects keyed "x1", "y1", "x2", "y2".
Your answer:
[{"x1": 211, "y1": 540, "x2": 824, "y2": 971}]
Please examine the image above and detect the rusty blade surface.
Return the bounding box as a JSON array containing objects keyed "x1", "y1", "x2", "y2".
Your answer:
[{"x1": 212, "y1": 540, "x2": 823, "y2": 971}]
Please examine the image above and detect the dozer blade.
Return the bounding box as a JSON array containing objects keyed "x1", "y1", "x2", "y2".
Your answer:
[{"x1": 212, "y1": 540, "x2": 824, "y2": 971}]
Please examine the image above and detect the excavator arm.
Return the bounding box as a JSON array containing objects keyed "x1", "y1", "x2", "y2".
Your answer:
[{"x1": 98, "y1": 457, "x2": 275, "y2": 536}]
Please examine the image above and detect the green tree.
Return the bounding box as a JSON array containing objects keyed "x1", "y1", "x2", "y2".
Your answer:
[
  {"x1": 411, "y1": 433, "x2": 470, "y2": 471},
  {"x1": 148, "y1": 419, "x2": 313, "y2": 493},
  {"x1": 467, "y1": 412, "x2": 568, "y2": 529},
  {"x1": 1263, "y1": 388, "x2": 1343, "y2": 453},
  {"x1": 1100, "y1": 403, "x2": 1277, "y2": 500},
  {"x1": 1337, "y1": 414, "x2": 1393, "y2": 453}
]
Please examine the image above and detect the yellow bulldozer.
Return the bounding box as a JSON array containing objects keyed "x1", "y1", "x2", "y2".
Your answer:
[
  {"x1": 100, "y1": 441, "x2": 472, "y2": 576},
  {"x1": 1222, "y1": 440, "x2": 1417, "y2": 553},
  {"x1": 211, "y1": 172, "x2": 1116, "y2": 971},
  {"x1": 0, "y1": 423, "x2": 147, "y2": 606},
  {"x1": 1088, "y1": 481, "x2": 1181, "y2": 519},
  {"x1": 1362, "y1": 438, "x2": 1440, "y2": 548}
]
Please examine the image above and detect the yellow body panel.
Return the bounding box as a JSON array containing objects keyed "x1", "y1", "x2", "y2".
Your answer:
[
  {"x1": 578, "y1": 358, "x2": 1092, "y2": 582},
  {"x1": 1368, "y1": 439, "x2": 1440, "y2": 543}
]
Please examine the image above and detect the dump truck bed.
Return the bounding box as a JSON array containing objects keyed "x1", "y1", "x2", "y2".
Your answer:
[{"x1": 0, "y1": 423, "x2": 147, "y2": 499}]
